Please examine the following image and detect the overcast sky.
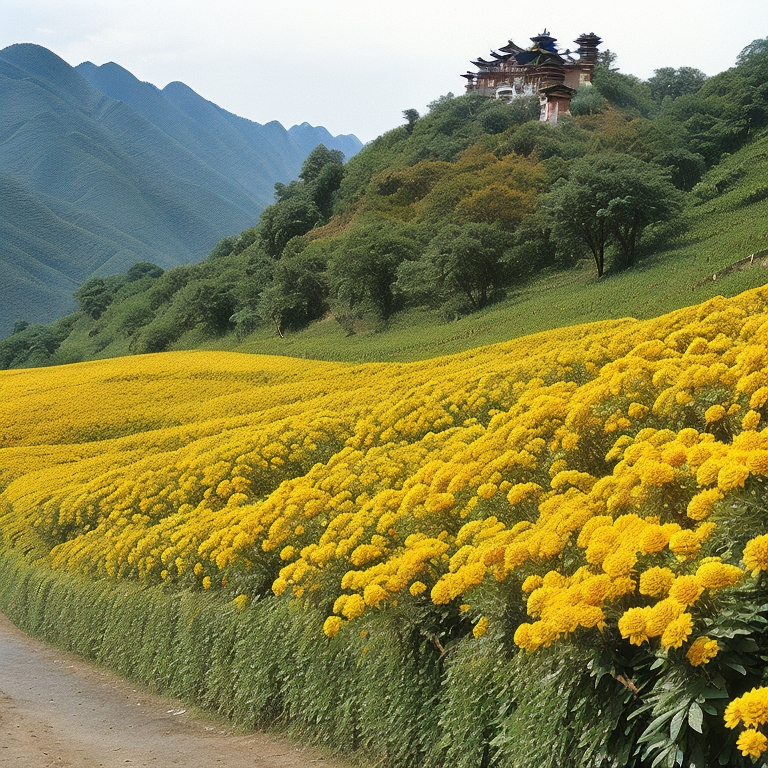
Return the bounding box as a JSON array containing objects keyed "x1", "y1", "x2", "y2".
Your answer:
[{"x1": 1, "y1": 0, "x2": 766, "y2": 142}]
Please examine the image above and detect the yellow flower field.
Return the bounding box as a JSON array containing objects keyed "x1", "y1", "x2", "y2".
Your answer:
[{"x1": 1, "y1": 286, "x2": 767, "y2": 758}]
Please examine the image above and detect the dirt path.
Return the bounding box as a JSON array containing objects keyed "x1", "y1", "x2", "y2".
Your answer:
[{"x1": 0, "y1": 613, "x2": 350, "y2": 768}]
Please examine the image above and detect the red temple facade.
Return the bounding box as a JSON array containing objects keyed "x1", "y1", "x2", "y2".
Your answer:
[{"x1": 462, "y1": 31, "x2": 602, "y2": 124}]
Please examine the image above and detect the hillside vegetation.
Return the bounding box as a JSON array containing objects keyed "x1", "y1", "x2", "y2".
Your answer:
[
  {"x1": 1, "y1": 286, "x2": 768, "y2": 767},
  {"x1": 3, "y1": 38, "x2": 766, "y2": 368},
  {"x1": 0, "y1": 44, "x2": 361, "y2": 335}
]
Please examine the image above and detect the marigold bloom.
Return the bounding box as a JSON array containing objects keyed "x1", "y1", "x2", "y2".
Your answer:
[
  {"x1": 660, "y1": 612, "x2": 694, "y2": 649},
  {"x1": 704, "y1": 404, "x2": 726, "y2": 423},
  {"x1": 744, "y1": 535, "x2": 768, "y2": 575},
  {"x1": 742, "y1": 409, "x2": 761, "y2": 431},
  {"x1": 668, "y1": 530, "x2": 701, "y2": 559},
  {"x1": 409, "y1": 581, "x2": 427, "y2": 596},
  {"x1": 695, "y1": 561, "x2": 743, "y2": 590},
  {"x1": 717, "y1": 462, "x2": 750, "y2": 492},
  {"x1": 686, "y1": 488, "x2": 722, "y2": 521},
  {"x1": 618, "y1": 606, "x2": 651, "y2": 645},
  {"x1": 473, "y1": 616, "x2": 489, "y2": 638},
  {"x1": 646, "y1": 598, "x2": 685, "y2": 637},
  {"x1": 639, "y1": 567, "x2": 675, "y2": 597},
  {"x1": 639, "y1": 525, "x2": 671, "y2": 554},
  {"x1": 686, "y1": 636, "x2": 719, "y2": 666},
  {"x1": 323, "y1": 616, "x2": 343, "y2": 638},
  {"x1": 737, "y1": 729, "x2": 768, "y2": 759},
  {"x1": 669, "y1": 575, "x2": 704, "y2": 606}
]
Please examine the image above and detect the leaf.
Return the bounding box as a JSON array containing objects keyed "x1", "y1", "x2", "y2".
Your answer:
[
  {"x1": 670, "y1": 709, "x2": 686, "y2": 740},
  {"x1": 688, "y1": 702, "x2": 704, "y2": 734},
  {"x1": 723, "y1": 660, "x2": 747, "y2": 675},
  {"x1": 701, "y1": 687, "x2": 730, "y2": 699}
]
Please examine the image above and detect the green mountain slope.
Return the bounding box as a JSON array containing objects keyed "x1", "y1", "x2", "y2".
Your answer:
[
  {"x1": 2, "y1": 39, "x2": 766, "y2": 367},
  {"x1": 0, "y1": 44, "x2": 361, "y2": 335}
]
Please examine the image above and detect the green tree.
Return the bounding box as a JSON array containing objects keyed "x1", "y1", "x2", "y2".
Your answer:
[
  {"x1": 257, "y1": 243, "x2": 329, "y2": 337},
  {"x1": 259, "y1": 196, "x2": 323, "y2": 258},
  {"x1": 299, "y1": 144, "x2": 345, "y2": 184},
  {"x1": 402, "y1": 109, "x2": 420, "y2": 134},
  {"x1": 544, "y1": 153, "x2": 681, "y2": 276},
  {"x1": 647, "y1": 67, "x2": 707, "y2": 104},
  {"x1": 74, "y1": 277, "x2": 113, "y2": 319},
  {"x1": 328, "y1": 216, "x2": 421, "y2": 325},
  {"x1": 396, "y1": 222, "x2": 512, "y2": 311}
]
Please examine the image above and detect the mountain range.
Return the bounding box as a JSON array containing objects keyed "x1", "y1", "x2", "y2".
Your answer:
[{"x1": 0, "y1": 43, "x2": 361, "y2": 336}]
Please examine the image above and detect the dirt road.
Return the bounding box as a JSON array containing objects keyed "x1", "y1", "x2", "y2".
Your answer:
[{"x1": 0, "y1": 613, "x2": 350, "y2": 767}]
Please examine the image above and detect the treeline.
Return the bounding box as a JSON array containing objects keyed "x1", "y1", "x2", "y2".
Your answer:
[{"x1": 2, "y1": 38, "x2": 767, "y2": 368}]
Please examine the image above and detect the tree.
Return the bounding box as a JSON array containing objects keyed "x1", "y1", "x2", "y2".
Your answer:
[
  {"x1": 396, "y1": 222, "x2": 512, "y2": 311},
  {"x1": 74, "y1": 277, "x2": 112, "y2": 319},
  {"x1": 403, "y1": 109, "x2": 420, "y2": 134},
  {"x1": 299, "y1": 144, "x2": 345, "y2": 184},
  {"x1": 258, "y1": 196, "x2": 323, "y2": 258},
  {"x1": 328, "y1": 216, "x2": 420, "y2": 325},
  {"x1": 544, "y1": 153, "x2": 681, "y2": 276},
  {"x1": 257, "y1": 244, "x2": 329, "y2": 337},
  {"x1": 647, "y1": 67, "x2": 707, "y2": 104}
]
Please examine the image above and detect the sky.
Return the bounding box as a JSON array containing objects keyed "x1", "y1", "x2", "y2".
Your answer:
[{"x1": 1, "y1": 0, "x2": 766, "y2": 143}]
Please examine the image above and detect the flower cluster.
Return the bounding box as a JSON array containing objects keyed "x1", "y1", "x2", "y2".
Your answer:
[
  {"x1": 724, "y1": 687, "x2": 768, "y2": 759},
  {"x1": 1, "y1": 286, "x2": 767, "y2": 725}
]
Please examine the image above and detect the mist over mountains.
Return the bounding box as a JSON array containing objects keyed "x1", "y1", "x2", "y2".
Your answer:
[{"x1": 0, "y1": 43, "x2": 361, "y2": 336}]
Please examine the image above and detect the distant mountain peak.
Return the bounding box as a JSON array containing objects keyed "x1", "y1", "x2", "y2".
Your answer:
[{"x1": 0, "y1": 43, "x2": 362, "y2": 335}]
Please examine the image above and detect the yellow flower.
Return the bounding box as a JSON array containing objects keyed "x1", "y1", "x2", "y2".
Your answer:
[
  {"x1": 668, "y1": 530, "x2": 701, "y2": 559},
  {"x1": 686, "y1": 488, "x2": 722, "y2": 521},
  {"x1": 686, "y1": 636, "x2": 719, "y2": 666},
  {"x1": 363, "y1": 583, "x2": 387, "y2": 607},
  {"x1": 409, "y1": 581, "x2": 427, "y2": 596},
  {"x1": 736, "y1": 729, "x2": 767, "y2": 759},
  {"x1": 202, "y1": 576, "x2": 212, "y2": 589},
  {"x1": 729, "y1": 687, "x2": 768, "y2": 728},
  {"x1": 323, "y1": 616, "x2": 343, "y2": 638},
  {"x1": 521, "y1": 575, "x2": 544, "y2": 593},
  {"x1": 717, "y1": 462, "x2": 750, "y2": 492},
  {"x1": 646, "y1": 598, "x2": 685, "y2": 637},
  {"x1": 744, "y1": 534, "x2": 768, "y2": 575},
  {"x1": 704, "y1": 404, "x2": 726, "y2": 423},
  {"x1": 669, "y1": 575, "x2": 704, "y2": 606},
  {"x1": 639, "y1": 567, "x2": 675, "y2": 597},
  {"x1": 695, "y1": 561, "x2": 743, "y2": 590},
  {"x1": 232, "y1": 594, "x2": 248, "y2": 610},
  {"x1": 742, "y1": 410, "x2": 761, "y2": 431},
  {"x1": 473, "y1": 616, "x2": 489, "y2": 638},
  {"x1": 341, "y1": 594, "x2": 366, "y2": 619},
  {"x1": 660, "y1": 612, "x2": 694, "y2": 649},
  {"x1": 618, "y1": 606, "x2": 651, "y2": 646}
]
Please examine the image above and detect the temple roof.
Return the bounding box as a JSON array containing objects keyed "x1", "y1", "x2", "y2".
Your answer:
[{"x1": 499, "y1": 40, "x2": 524, "y2": 54}]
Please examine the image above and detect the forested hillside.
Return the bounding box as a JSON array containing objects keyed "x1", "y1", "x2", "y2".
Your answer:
[
  {"x1": 4, "y1": 38, "x2": 766, "y2": 369},
  {"x1": 0, "y1": 44, "x2": 361, "y2": 335}
]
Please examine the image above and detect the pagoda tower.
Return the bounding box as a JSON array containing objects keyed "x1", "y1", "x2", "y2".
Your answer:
[{"x1": 461, "y1": 28, "x2": 602, "y2": 123}]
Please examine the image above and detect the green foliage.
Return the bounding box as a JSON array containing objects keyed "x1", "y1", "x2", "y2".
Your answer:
[
  {"x1": 544, "y1": 153, "x2": 682, "y2": 275},
  {"x1": 396, "y1": 222, "x2": 513, "y2": 312},
  {"x1": 570, "y1": 84, "x2": 609, "y2": 116},
  {"x1": 328, "y1": 215, "x2": 423, "y2": 328},
  {"x1": 257, "y1": 240, "x2": 330, "y2": 336},
  {"x1": 592, "y1": 66, "x2": 656, "y2": 116},
  {"x1": 647, "y1": 67, "x2": 708, "y2": 104}
]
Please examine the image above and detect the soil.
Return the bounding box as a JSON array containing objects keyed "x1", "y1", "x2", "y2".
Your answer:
[{"x1": 0, "y1": 613, "x2": 351, "y2": 768}]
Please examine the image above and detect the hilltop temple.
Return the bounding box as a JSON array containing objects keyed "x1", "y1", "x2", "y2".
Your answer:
[{"x1": 462, "y1": 30, "x2": 602, "y2": 124}]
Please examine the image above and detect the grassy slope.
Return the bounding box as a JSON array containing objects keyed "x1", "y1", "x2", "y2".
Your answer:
[{"x1": 196, "y1": 131, "x2": 768, "y2": 363}]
